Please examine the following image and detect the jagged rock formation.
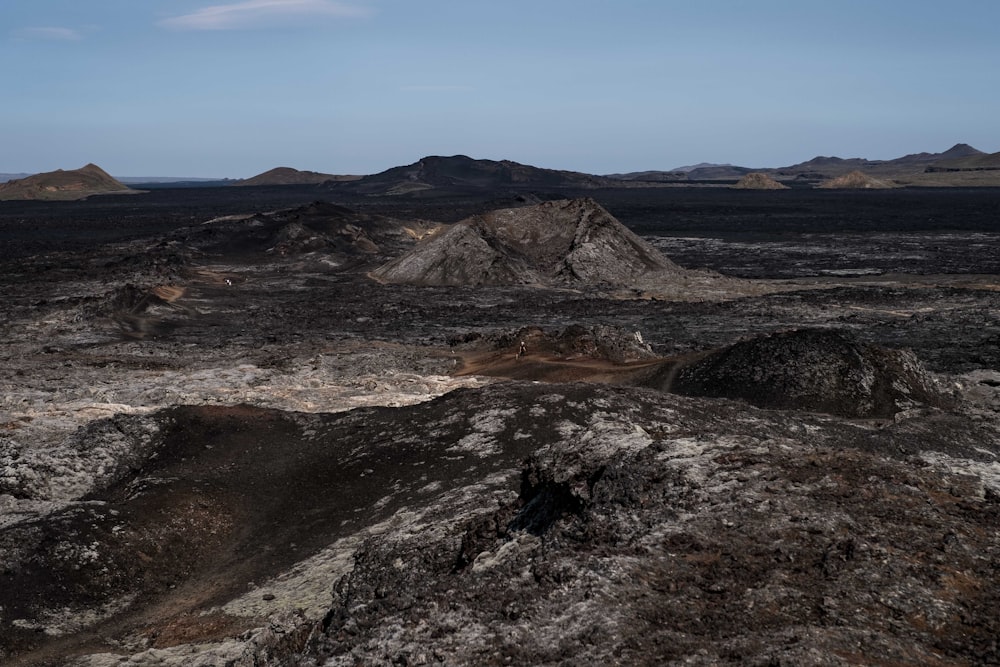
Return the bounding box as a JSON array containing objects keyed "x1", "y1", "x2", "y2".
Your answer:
[
  {"x1": 731, "y1": 172, "x2": 789, "y2": 190},
  {"x1": 0, "y1": 164, "x2": 135, "y2": 201},
  {"x1": 818, "y1": 170, "x2": 894, "y2": 189},
  {"x1": 235, "y1": 167, "x2": 360, "y2": 186},
  {"x1": 370, "y1": 198, "x2": 683, "y2": 286},
  {"x1": 648, "y1": 328, "x2": 947, "y2": 417}
]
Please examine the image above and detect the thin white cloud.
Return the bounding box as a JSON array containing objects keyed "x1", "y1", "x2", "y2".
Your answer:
[
  {"x1": 16, "y1": 27, "x2": 83, "y2": 41},
  {"x1": 160, "y1": 0, "x2": 371, "y2": 31},
  {"x1": 400, "y1": 85, "x2": 476, "y2": 93}
]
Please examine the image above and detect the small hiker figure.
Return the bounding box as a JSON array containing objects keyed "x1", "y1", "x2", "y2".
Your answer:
[{"x1": 517, "y1": 340, "x2": 527, "y2": 359}]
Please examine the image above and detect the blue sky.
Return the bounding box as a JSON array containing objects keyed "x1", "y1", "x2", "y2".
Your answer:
[{"x1": 2, "y1": 0, "x2": 998, "y2": 177}]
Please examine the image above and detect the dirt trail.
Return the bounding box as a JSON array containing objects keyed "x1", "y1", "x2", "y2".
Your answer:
[{"x1": 455, "y1": 349, "x2": 665, "y2": 384}]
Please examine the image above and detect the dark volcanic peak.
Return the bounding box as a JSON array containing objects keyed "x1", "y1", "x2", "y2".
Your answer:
[
  {"x1": 0, "y1": 163, "x2": 136, "y2": 201},
  {"x1": 370, "y1": 197, "x2": 682, "y2": 287},
  {"x1": 331, "y1": 154, "x2": 618, "y2": 195},
  {"x1": 894, "y1": 142, "x2": 985, "y2": 165},
  {"x1": 235, "y1": 166, "x2": 360, "y2": 186},
  {"x1": 938, "y1": 142, "x2": 984, "y2": 159},
  {"x1": 660, "y1": 328, "x2": 948, "y2": 417}
]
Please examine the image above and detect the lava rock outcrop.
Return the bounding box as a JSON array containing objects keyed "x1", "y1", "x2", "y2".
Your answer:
[
  {"x1": 370, "y1": 198, "x2": 683, "y2": 286},
  {"x1": 656, "y1": 328, "x2": 947, "y2": 417},
  {"x1": 2, "y1": 381, "x2": 998, "y2": 665}
]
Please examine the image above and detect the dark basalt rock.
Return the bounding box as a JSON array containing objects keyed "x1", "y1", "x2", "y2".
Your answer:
[{"x1": 661, "y1": 328, "x2": 948, "y2": 417}]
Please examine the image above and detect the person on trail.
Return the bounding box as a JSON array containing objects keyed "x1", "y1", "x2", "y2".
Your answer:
[{"x1": 517, "y1": 340, "x2": 527, "y2": 359}]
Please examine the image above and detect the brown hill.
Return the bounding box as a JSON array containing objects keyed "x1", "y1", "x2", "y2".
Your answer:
[
  {"x1": 818, "y1": 170, "x2": 894, "y2": 189},
  {"x1": 235, "y1": 167, "x2": 361, "y2": 186},
  {"x1": 370, "y1": 198, "x2": 682, "y2": 287},
  {"x1": 731, "y1": 172, "x2": 788, "y2": 190},
  {"x1": 0, "y1": 163, "x2": 136, "y2": 201}
]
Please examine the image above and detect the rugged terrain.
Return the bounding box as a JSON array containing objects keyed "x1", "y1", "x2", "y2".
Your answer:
[{"x1": 1, "y1": 184, "x2": 1000, "y2": 665}]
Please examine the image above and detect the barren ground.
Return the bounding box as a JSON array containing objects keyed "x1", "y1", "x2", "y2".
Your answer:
[{"x1": 1, "y1": 185, "x2": 999, "y2": 665}]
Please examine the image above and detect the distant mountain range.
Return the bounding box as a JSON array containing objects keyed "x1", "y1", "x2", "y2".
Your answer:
[
  {"x1": 2, "y1": 144, "x2": 998, "y2": 200},
  {"x1": 0, "y1": 173, "x2": 31, "y2": 183},
  {"x1": 608, "y1": 144, "x2": 997, "y2": 184}
]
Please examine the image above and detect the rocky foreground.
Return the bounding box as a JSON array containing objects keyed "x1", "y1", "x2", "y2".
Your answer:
[{"x1": 2, "y1": 193, "x2": 1000, "y2": 665}]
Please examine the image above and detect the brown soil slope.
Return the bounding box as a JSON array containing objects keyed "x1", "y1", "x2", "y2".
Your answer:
[
  {"x1": 818, "y1": 170, "x2": 894, "y2": 189},
  {"x1": 731, "y1": 172, "x2": 788, "y2": 189},
  {"x1": 370, "y1": 198, "x2": 684, "y2": 286},
  {"x1": 0, "y1": 164, "x2": 135, "y2": 201}
]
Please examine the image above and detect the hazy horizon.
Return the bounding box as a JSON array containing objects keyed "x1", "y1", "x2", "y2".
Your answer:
[{"x1": 3, "y1": 1, "x2": 999, "y2": 178}]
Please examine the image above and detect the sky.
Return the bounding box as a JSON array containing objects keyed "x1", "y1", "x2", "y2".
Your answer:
[{"x1": 2, "y1": 0, "x2": 999, "y2": 178}]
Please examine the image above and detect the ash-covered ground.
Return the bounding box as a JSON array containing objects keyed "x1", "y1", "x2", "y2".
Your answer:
[{"x1": 1, "y1": 186, "x2": 999, "y2": 665}]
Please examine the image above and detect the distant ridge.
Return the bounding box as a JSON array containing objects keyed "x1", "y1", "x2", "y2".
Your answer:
[
  {"x1": 893, "y1": 142, "x2": 984, "y2": 165},
  {"x1": 0, "y1": 163, "x2": 136, "y2": 201},
  {"x1": 235, "y1": 167, "x2": 361, "y2": 187},
  {"x1": 926, "y1": 149, "x2": 1000, "y2": 173},
  {"x1": 0, "y1": 173, "x2": 31, "y2": 184},
  {"x1": 328, "y1": 155, "x2": 620, "y2": 195}
]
